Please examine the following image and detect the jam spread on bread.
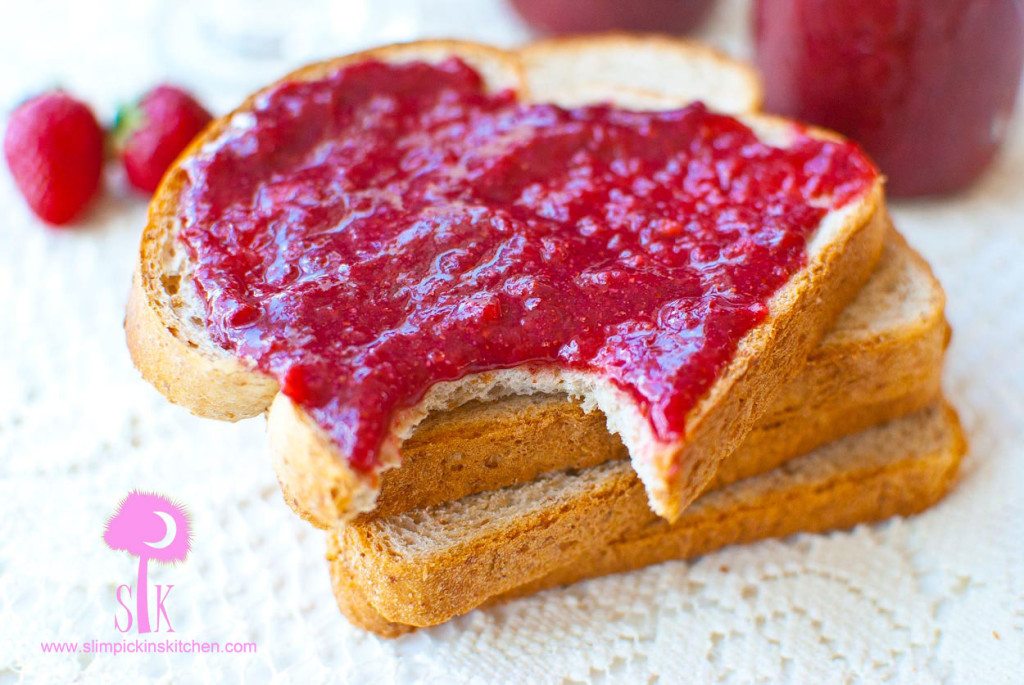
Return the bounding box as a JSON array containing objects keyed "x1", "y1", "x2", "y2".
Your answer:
[{"x1": 178, "y1": 58, "x2": 876, "y2": 472}]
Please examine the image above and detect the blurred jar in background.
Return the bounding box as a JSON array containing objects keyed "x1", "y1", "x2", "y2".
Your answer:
[
  {"x1": 509, "y1": 0, "x2": 717, "y2": 35},
  {"x1": 754, "y1": 0, "x2": 1024, "y2": 197}
]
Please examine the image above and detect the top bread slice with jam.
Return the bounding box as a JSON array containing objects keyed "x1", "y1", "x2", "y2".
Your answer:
[{"x1": 125, "y1": 36, "x2": 887, "y2": 523}]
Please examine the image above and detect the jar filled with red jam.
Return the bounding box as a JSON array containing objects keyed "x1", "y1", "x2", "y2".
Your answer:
[
  {"x1": 754, "y1": 0, "x2": 1024, "y2": 196},
  {"x1": 509, "y1": 0, "x2": 717, "y2": 35}
]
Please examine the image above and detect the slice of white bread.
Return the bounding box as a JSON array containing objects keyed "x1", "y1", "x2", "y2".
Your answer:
[
  {"x1": 329, "y1": 402, "x2": 965, "y2": 636},
  {"x1": 125, "y1": 36, "x2": 886, "y2": 524},
  {"x1": 297, "y1": 229, "x2": 945, "y2": 523}
]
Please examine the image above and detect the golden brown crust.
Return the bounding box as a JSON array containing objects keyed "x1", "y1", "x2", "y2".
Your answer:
[
  {"x1": 128, "y1": 36, "x2": 885, "y2": 524},
  {"x1": 329, "y1": 403, "x2": 965, "y2": 636}
]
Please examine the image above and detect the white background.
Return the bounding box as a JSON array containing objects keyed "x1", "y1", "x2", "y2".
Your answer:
[{"x1": 1, "y1": 1, "x2": 1022, "y2": 682}]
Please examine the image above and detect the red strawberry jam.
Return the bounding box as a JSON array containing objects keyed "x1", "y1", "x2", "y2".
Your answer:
[{"x1": 178, "y1": 58, "x2": 876, "y2": 472}]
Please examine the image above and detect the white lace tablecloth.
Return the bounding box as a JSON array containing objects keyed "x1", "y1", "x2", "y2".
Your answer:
[{"x1": 1, "y1": 1, "x2": 1022, "y2": 682}]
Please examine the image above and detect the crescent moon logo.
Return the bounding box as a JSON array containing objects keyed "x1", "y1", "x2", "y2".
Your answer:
[{"x1": 143, "y1": 511, "x2": 177, "y2": 549}]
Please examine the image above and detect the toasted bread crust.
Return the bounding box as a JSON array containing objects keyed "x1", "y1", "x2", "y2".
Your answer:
[
  {"x1": 127, "y1": 36, "x2": 885, "y2": 524},
  {"x1": 329, "y1": 403, "x2": 965, "y2": 636}
]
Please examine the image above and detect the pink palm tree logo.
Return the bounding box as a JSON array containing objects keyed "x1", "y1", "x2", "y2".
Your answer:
[{"x1": 103, "y1": 491, "x2": 191, "y2": 633}]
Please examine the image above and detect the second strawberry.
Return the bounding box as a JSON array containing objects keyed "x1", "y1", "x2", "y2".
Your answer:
[{"x1": 114, "y1": 85, "x2": 212, "y2": 194}]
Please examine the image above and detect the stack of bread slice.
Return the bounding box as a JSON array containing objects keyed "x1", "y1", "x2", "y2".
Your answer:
[{"x1": 126, "y1": 36, "x2": 964, "y2": 637}]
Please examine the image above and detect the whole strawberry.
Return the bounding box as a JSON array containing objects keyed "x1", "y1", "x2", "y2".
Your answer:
[
  {"x1": 4, "y1": 91, "x2": 104, "y2": 225},
  {"x1": 115, "y1": 85, "x2": 212, "y2": 194}
]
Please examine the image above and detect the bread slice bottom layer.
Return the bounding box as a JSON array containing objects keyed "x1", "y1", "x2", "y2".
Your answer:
[{"x1": 328, "y1": 402, "x2": 964, "y2": 636}]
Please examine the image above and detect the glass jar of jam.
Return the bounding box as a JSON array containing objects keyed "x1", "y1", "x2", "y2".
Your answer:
[
  {"x1": 509, "y1": 0, "x2": 717, "y2": 35},
  {"x1": 754, "y1": 0, "x2": 1024, "y2": 196}
]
